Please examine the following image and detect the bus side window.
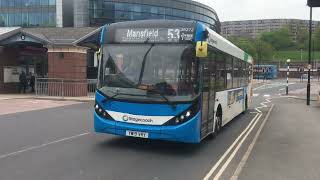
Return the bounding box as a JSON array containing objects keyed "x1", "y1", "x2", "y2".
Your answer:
[
  {"x1": 215, "y1": 53, "x2": 226, "y2": 91},
  {"x1": 226, "y1": 56, "x2": 233, "y2": 89}
]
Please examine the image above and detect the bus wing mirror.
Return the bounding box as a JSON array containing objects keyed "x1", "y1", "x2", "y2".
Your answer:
[
  {"x1": 196, "y1": 41, "x2": 208, "y2": 58},
  {"x1": 94, "y1": 48, "x2": 101, "y2": 67}
]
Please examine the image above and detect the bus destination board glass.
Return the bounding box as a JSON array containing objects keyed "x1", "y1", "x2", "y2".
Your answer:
[{"x1": 115, "y1": 27, "x2": 194, "y2": 43}]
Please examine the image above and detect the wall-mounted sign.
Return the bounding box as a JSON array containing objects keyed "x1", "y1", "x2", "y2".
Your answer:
[
  {"x1": 3, "y1": 66, "x2": 34, "y2": 83},
  {"x1": 3, "y1": 66, "x2": 22, "y2": 83}
]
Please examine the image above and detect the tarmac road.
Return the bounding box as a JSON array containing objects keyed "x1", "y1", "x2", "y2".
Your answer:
[{"x1": 1, "y1": 80, "x2": 309, "y2": 180}]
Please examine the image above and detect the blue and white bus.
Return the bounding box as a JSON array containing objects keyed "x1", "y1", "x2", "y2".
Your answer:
[
  {"x1": 253, "y1": 65, "x2": 278, "y2": 79},
  {"x1": 94, "y1": 20, "x2": 253, "y2": 143}
]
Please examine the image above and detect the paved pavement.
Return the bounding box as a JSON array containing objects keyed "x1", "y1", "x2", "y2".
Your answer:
[
  {"x1": 239, "y1": 98, "x2": 320, "y2": 180},
  {"x1": 0, "y1": 94, "x2": 94, "y2": 102},
  {"x1": 0, "y1": 99, "x2": 80, "y2": 115},
  {"x1": 0, "y1": 80, "x2": 319, "y2": 180}
]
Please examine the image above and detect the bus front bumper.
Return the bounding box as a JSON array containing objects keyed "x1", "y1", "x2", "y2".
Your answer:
[{"x1": 94, "y1": 112, "x2": 201, "y2": 143}]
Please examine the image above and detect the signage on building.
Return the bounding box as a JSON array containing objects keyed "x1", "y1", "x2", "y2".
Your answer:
[
  {"x1": 115, "y1": 27, "x2": 194, "y2": 43},
  {"x1": 3, "y1": 66, "x2": 22, "y2": 83},
  {"x1": 3, "y1": 66, "x2": 34, "y2": 83}
]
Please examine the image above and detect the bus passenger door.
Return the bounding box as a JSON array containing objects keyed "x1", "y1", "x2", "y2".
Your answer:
[
  {"x1": 200, "y1": 61, "x2": 212, "y2": 139},
  {"x1": 208, "y1": 61, "x2": 216, "y2": 133}
]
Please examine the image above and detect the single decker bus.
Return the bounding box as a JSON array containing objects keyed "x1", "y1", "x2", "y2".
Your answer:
[
  {"x1": 94, "y1": 20, "x2": 253, "y2": 143},
  {"x1": 253, "y1": 65, "x2": 278, "y2": 80}
]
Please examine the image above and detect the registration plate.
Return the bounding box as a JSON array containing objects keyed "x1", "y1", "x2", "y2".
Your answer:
[{"x1": 126, "y1": 130, "x2": 149, "y2": 138}]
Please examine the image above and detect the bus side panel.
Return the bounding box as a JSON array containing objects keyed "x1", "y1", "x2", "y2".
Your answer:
[
  {"x1": 214, "y1": 91, "x2": 228, "y2": 125},
  {"x1": 215, "y1": 88, "x2": 246, "y2": 127}
]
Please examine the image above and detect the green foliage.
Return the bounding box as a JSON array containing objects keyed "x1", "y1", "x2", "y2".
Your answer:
[
  {"x1": 228, "y1": 36, "x2": 274, "y2": 60},
  {"x1": 228, "y1": 36, "x2": 257, "y2": 58},
  {"x1": 259, "y1": 27, "x2": 294, "y2": 50},
  {"x1": 296, "y1": 28, "x2": 309, "y2": 50},
  {"x1": 314, "y1": 27, "x2": 320, "y2": 51},
  {"x1": 228, "y1": 27, "x2": 320, "y2": 63},
  {"x1": 275, "y1": 50, "x2": 320, "y2": 62},
  {"x1": 254, "y1": 40, "x2": 274, "y2": 61}
]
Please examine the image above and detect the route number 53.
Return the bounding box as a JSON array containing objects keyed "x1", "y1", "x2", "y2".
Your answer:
[{"x1": 168, "y1": 29, "x2": 180, "y2": 40}]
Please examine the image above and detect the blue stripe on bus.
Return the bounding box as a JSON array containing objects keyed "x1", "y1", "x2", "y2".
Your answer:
[
  {"x1": 195, "y1": 22, "x2": 206, "y2": 42},
  {"x1": 100, "y1": 26, "x2": 106, "y2": 45}
]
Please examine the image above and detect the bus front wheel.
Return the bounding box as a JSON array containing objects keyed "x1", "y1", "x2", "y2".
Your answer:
[{"x1": 215, "y1": 107, "x2": 222, "y2": 134}]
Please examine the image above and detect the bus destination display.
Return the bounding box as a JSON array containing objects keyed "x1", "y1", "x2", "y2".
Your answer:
[{"x1": 115, "y1": 28, "x2": 194, "y2": 43}]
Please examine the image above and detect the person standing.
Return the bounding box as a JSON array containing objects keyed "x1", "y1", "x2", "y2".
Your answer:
[
  {"x1": 30, "y1": 73, "x2": 35, "y2": 93},
  {"x1": 19, "y1": 71, "x2": 27, "y2": 93}
]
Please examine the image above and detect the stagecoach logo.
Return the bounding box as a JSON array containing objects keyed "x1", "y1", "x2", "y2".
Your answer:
[
  {"x1": 121, "y1": 114, "x2": 153, "y2": 123},
  {"x1": 126, "y1": 29, "x2": 159, "y2": 39},
  {"x1": 122, "y1": 115, "x2": 129, "y2": 121}
]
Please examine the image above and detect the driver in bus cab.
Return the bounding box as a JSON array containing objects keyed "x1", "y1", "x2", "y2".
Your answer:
[
  {"x1": 114, "y1": 54, "x2": 125, "y2": 73},
  {"x1": 114, "y1": 54, "x2": 137, "y2": 81}
]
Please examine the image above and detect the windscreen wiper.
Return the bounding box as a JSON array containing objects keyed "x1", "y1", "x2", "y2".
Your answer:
[
  {"x1": 146, "y1": 89, "x2": 176, "y2": 109},
  {"x1": 101, "y1": 89, "x2": 145, "y2": 103},
  {"x1": 137, "y1": 43, "x2": 155, "y2": 86}
]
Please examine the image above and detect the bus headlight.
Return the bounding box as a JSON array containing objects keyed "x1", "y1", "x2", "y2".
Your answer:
[
  {"x1": 164, "y1": 102, "x2": 200, "y2": 126},
  {"x1": 94, "y1": 103, "x2": 114, "y2": 120}
]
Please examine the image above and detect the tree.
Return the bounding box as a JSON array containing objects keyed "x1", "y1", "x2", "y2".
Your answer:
[
  {"x1": 228, "y1": 36, "x2": 257, "y2": 58},
  {"x1": 314, "y1": 27, "x2": 320, "y2": 51},
  {"x1": 260, "y1": 27, "x2": 294, "y2": 50},
  {"x1": 296, "y1": 28, "x2": 309, "y2": 50},
  {"x1": 254, "y1": 40, "x2": 274, "y2": 61}
]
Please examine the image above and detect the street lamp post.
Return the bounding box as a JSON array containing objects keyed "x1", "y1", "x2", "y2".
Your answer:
[
  {"x1": 306, "y1": 0, "x2": 320, "y2": 105},
  {"x1": 307, "y1": 7, "x2": 312, "y2": 105},
  {"x1": 286, "y1": 59, "x2": 291, "y2": 95}
]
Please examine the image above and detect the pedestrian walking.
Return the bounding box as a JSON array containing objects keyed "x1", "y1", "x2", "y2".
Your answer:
[{"x1": 19, "y1": 71, "x2": 27, "y2": 93}]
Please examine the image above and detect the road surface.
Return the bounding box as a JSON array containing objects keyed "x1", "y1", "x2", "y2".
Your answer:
[{"x1": 0, "y1": 80, "x2": 318, "y2": 180}]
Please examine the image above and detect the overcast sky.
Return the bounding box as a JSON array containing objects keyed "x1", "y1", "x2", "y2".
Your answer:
[{"x1": 194, "y1": 0, "x2": 320, "y2": 22}]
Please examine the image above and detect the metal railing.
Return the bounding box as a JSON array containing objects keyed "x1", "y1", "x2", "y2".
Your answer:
[{"x1": 35, "y1": 78, "x2": 97, "y2": 98}]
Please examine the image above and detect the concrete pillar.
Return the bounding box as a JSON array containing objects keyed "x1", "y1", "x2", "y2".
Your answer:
[{"x1": 0, "y1": 47, "x2": 20, "y2": 93}]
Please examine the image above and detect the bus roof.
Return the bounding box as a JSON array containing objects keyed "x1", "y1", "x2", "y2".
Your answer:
[{"x1": 205, "y1": 27, "x2": 253, "y2": 64}]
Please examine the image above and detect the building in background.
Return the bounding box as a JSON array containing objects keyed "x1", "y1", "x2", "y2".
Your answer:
[
  {"x1": 0, "y1": 0, "x2": 220, "y2": 94},
  {"x1": 0, "y1": 0, "x2": 74, "y2": 27},
  {"x1": 221, "y1": 19, "x2": 320, "y2": 41},
  {"x1": 86, "y1": 0, "x2": 220, "y2": 32},
  {"x1": 0, "y1": 0, "x2": 220, "y2": 32}
]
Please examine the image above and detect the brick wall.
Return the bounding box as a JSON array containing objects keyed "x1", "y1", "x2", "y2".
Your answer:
[
  {"x1": 47, "y1": 48, "x2": 88, "y2": 96},
  {"x1": 48, "y1": 52, "x2": 87, "y2": 79},
  {"x1": 0, "y1": 48, "x2": 20, "y2": 93}
]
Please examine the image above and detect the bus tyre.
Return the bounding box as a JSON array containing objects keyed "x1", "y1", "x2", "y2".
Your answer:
[
  {"x1": 242, "y1": 96, "x2": 248, "y2": 114},
  {"x1": 216, "y1": 115, "x2": 222, "y2": 133},
  {"x1": 208, "y1": 111, "x2": 222, "y2": 139},
  {"x1": 214, "y1": 111, "x2": 222, "y2": 135}
]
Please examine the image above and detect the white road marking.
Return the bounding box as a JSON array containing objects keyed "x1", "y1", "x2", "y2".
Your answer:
[
  {"x1": 265, "y1": 99, "x2": 271, "y2": 103},
  {"x1": 202, "y1": 113, "x2": 261, "y2": 180},
  {"x1": 253, "y1": 84, "x2": 266, "y2": 91},
  {"x1": 0, "y1": 132, "x2": 90, "y2": 160},
  {"x1": 213, "y1": 113, "x2": 263, "y2": 180},
  {"x1": 230, "y1": 104, "x2": 275, "y2": 180},
  {"x1": 279, "y1": 88, "x2": 285, "y2": 91},
  {"x1": 203, "y1": 97, "x2": 272, "y2": 180},
  {"x1": 263, "y1": 94, "x2": 270, "y2": 97},
  {"x1": 253, "y1": 94, "x2": 259, "y2": 97}
]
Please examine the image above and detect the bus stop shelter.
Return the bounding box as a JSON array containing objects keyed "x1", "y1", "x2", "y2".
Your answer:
[{"x1": 0, "y1": 27, "x2": 97, "y2": 95}]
